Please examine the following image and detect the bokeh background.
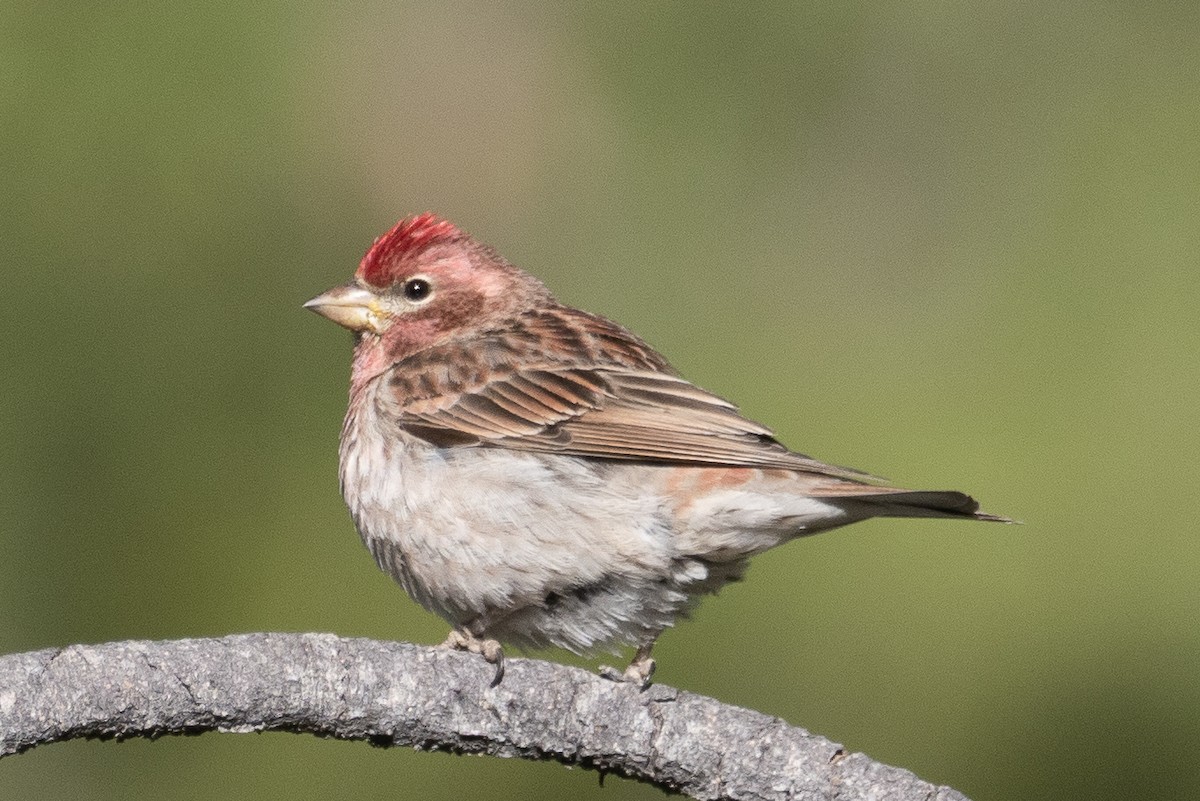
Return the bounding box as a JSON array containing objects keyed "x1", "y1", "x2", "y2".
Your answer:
[{"x1": 3, "y1": 2, "x2": 1197, "y2": 799}]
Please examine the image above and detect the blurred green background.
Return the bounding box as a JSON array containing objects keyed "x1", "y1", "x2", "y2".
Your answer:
[{"x1": 3, "y1": 2, "x2": 1197, "y2": 799}]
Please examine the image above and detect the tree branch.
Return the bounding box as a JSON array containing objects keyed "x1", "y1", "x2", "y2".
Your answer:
[{"x1": 0, "y1": 633, "x2": 968, "y2": 800}]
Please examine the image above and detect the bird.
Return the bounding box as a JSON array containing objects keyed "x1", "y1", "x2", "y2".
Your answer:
[{"x1": 305, "y1": 213, "x2": 1008, "y2": 686}]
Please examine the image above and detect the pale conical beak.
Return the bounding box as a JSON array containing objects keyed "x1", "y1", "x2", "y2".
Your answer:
[{"x1": 303, "y1": 284, "x2": 384, "y2": 333}]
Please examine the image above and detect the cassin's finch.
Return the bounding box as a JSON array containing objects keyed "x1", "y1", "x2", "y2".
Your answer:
[{"x1": 305, "y1": 214, "x2": 1007, "y2": 685}]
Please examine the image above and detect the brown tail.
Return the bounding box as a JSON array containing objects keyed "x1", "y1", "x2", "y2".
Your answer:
[
  {"x1": 814, "y1": 484, "x2": 1013, "y2": 523},
  {"x1": 864, "y1": 490, "x2": 1012, "y2": 522}
]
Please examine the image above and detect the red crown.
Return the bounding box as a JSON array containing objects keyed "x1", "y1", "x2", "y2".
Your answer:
[{"x1": 357, "y1": 213, "x2": 462, "y2": 287}]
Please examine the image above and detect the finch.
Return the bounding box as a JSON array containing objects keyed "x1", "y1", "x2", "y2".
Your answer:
[{"x1": 305, "y1": 213, "x2": 1007, "y2": 685}]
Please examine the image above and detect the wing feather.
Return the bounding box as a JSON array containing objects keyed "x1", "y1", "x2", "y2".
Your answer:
[{"x1": 385, "y1": 362, "x2": 871, "y2": 480}]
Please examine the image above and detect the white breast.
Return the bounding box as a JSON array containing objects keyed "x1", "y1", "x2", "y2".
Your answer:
[{"x1": 336, "y1": 383, "x2": 681, "y2": 651}]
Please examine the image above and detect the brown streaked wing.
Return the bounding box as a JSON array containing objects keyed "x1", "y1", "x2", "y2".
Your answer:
[
  {"x1": 389, "y1": 365, "x2": 872, "y2": 481},
  {"x1": 395, "y1": 367, "x2": 606, "y2": 442}
]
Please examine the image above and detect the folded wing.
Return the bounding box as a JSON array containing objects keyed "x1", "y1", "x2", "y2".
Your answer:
[{"x1": 386, "y1": 364, "x2": 873, "y2": 481}]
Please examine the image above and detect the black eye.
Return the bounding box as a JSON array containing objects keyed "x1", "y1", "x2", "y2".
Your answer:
[{"x1": 402, "y1": 277, "x2": 431, "y2": 302}]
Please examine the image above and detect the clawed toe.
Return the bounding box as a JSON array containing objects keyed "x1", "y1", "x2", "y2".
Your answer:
[
  {"x1": 599, "y1": 664, "x2": 624, "y2": 682},
  {"x1": 441, "y1": 629, "x2": 506, "y2": 686},
  {"x1": 440, "y1": 630, "x2": 471, "y2": 651},
  {"x1": 480, "y1": 640, "x2": 505, "y2": 686},
  {"x1": 600, "y1": 643, "x2": 656, "y2": 688}
]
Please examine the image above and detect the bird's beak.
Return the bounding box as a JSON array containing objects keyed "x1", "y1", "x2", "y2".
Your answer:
[{"x1": 303, "y1": 284, "x2": 385, "y2": 333}]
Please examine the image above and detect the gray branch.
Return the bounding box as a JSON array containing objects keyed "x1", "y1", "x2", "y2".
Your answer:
[{"x1": 0, "y1": 633, "x2": 968, "y2": 800}]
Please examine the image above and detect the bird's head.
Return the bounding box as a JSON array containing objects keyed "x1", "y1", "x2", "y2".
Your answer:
[{"x1": 305, "y1": 214, "x2": 552, "y2": 368}]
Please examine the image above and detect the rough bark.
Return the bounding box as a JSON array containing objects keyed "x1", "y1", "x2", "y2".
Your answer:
[{"x1": 0, "y1": 633, "x2": 968, "y2": 800}]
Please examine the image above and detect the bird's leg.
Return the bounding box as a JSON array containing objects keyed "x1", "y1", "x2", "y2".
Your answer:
[
  {"x1": 600, "y1": 641, "x2": 656, "y2": 688},
  {"x1": 440, "y1": 626, "x2": 506, "y2": 687}
]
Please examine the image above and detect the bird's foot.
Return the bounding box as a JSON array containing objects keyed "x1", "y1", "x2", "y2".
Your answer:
[
  {"x1": 600, "y1": 644, "x2": 656, "y2": 688},
  {"x1": 441, "y1": 629, "x2": 505, "y2": 686}
]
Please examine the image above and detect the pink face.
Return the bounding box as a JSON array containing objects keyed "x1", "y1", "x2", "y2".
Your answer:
[
  {"x1": 305, "y1": 214, "x2": 551, "y2": 374},
  {"x1": 306, "y1": 211, "x2": 557, "y2": 384}
]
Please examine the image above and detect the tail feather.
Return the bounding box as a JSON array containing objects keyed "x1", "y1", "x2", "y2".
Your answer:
[
  {"x1": 867, "y1": 490, "x2": 1011, "y2": 522},
  {"x1": 816, "y1": 485, "x2": 1013, "y2": 523}
]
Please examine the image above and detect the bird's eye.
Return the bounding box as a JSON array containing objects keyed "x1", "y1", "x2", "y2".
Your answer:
[{"x1": 401, "y1": 277, "x2": 432, "y2": 302}]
